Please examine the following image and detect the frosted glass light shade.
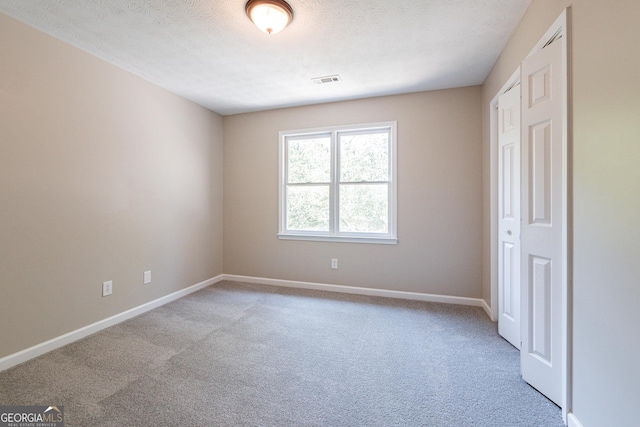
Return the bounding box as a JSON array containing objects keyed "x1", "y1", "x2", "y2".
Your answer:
[{"x1": 245, "y1": 0, "x2": 293, "y2": 34}]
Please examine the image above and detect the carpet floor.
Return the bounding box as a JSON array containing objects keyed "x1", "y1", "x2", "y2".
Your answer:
[{"x1": 0, "y1": 281, "x2": 564, "y2": 426}]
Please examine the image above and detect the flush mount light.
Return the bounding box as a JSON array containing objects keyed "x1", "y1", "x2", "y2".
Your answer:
[{"x1": 245, "y1": 0, "x2": 294, "y2": 35}]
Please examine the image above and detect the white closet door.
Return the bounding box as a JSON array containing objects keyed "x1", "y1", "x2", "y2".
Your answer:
[
  {"x1": 498, "y1": 84, "x2": 521, "y2": 349},
  {"x1": 520, "y1": 37, "x2": 564, "y2": 406}
]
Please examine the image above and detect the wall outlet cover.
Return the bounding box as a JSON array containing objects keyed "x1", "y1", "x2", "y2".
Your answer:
[{"x1": 102, "y1": 280, "x2": 113, "y2": 297}]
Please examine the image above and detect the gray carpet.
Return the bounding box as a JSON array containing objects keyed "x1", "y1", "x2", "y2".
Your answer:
[{"x1": 0, "y1": 281, "x2": 564, "y2": 426}]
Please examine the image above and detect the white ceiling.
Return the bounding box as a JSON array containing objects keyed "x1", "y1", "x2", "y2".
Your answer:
[{"x1": 0, "y1": 0, "x2": 531, "y2": 115}]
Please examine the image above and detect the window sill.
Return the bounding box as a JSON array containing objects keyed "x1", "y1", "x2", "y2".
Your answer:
[{"x1": 277, "y1": 234, "x2": 398, "y2": 245}]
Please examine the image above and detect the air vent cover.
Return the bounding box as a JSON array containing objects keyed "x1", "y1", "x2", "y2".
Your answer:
[{"x1": 312, "y1": 74, "x2": 341, "y2": 84}]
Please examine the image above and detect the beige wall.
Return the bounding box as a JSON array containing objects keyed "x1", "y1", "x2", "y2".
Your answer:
[
  {"x1": 482, "y1": 0, "x2": 640, "y2": 424},
  {"x1": 0, "y1": 14, "x2": 224, "y2": 359},
  {"x1": 224, "y1": 88, "x2": 483, "y2": 298},
  {"x1": 571, "y1": 1, "x2": 640, "y2": 425}
]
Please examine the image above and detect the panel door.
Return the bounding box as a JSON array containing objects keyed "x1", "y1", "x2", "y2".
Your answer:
[
  {"x1": 498, "y1": 84, "x2": 521, "y2": 349},
  {"x1": 520, "y1": 37, "x2": 564, "y2": 406}
]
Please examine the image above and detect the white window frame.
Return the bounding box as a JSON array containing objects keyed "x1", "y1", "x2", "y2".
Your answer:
[{"x1": 278, "y1": 121, "x2": 398, "y2": 244}]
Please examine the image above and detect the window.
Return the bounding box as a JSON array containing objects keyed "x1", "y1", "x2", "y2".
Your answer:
[{"x1": 279, "y1": 122, "x2": 397, "y2": 244}]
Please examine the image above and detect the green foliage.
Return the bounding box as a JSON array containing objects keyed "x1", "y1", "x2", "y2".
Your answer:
[
  {"x1": 286, "y1": 186, "x2": 330, "y2": 231},
  {"x1": 340, "y1": 132, "x2": 389, "y2": 182},
  {"x1": 287, "y1": 137, "x2": 330, "y2": 184},
  {"x1": 339, "y1": 184, "x2": 388, "y2": 233},
  {"x1": 285, "y1": 129, "x2": 390, "y2": 234}
]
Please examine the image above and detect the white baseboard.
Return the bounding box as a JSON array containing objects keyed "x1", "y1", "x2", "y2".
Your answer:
[
  {"x1": 480, "y1": 299, "x2": 494, "y2": 320},
  {"x1": 223, "y1": 274, "x2": 487, "y2": 309},
  {"x1": 568, "y1": 413, "x2": 584, "y2": 427},
  {"x1": 0, "y1": 274, "x2": 225, "y2": 373}
]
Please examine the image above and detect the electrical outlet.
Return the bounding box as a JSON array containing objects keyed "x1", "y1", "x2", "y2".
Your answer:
[
  {"x1": 331, "y1": 258, "x2": 338, "y2": 269},
  {"x1": 143, "y1": 270, "x2": 151, "y2": 285},
  {"x1": 102, "y1": 280, "x2": 113, "y2": 297}
]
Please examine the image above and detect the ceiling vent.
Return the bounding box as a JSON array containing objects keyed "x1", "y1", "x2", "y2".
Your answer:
[{"x1": 312, "y1": 75, "x2": 341, "y2": 84}]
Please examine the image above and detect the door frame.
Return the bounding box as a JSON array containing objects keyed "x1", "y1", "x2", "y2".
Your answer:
[{"x1": 489, "y1": 8, "x2": 572, "y2": 422}]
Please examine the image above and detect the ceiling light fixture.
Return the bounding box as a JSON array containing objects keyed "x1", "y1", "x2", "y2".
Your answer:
[{"x1": 245, "y1": 0, "x2": 294, "y2": 35}]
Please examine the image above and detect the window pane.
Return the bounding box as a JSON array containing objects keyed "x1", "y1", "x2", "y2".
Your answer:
[
  {"x1": 339, "y1": 184, "x2": 388, "y2": 233},
  {"x1": 340, "y1": 131, "x2": 389, "y2": 182},
  {"x1": 287, "y1": 136, "x2": 331, "y2": 184},
  {"x1": 287, "y1": 185, "x2": 330, "y2": 231}
]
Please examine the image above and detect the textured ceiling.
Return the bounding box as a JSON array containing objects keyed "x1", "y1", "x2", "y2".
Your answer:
[{"x1": 0, "y1": 0, "x2": 531, "y2": 115}]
